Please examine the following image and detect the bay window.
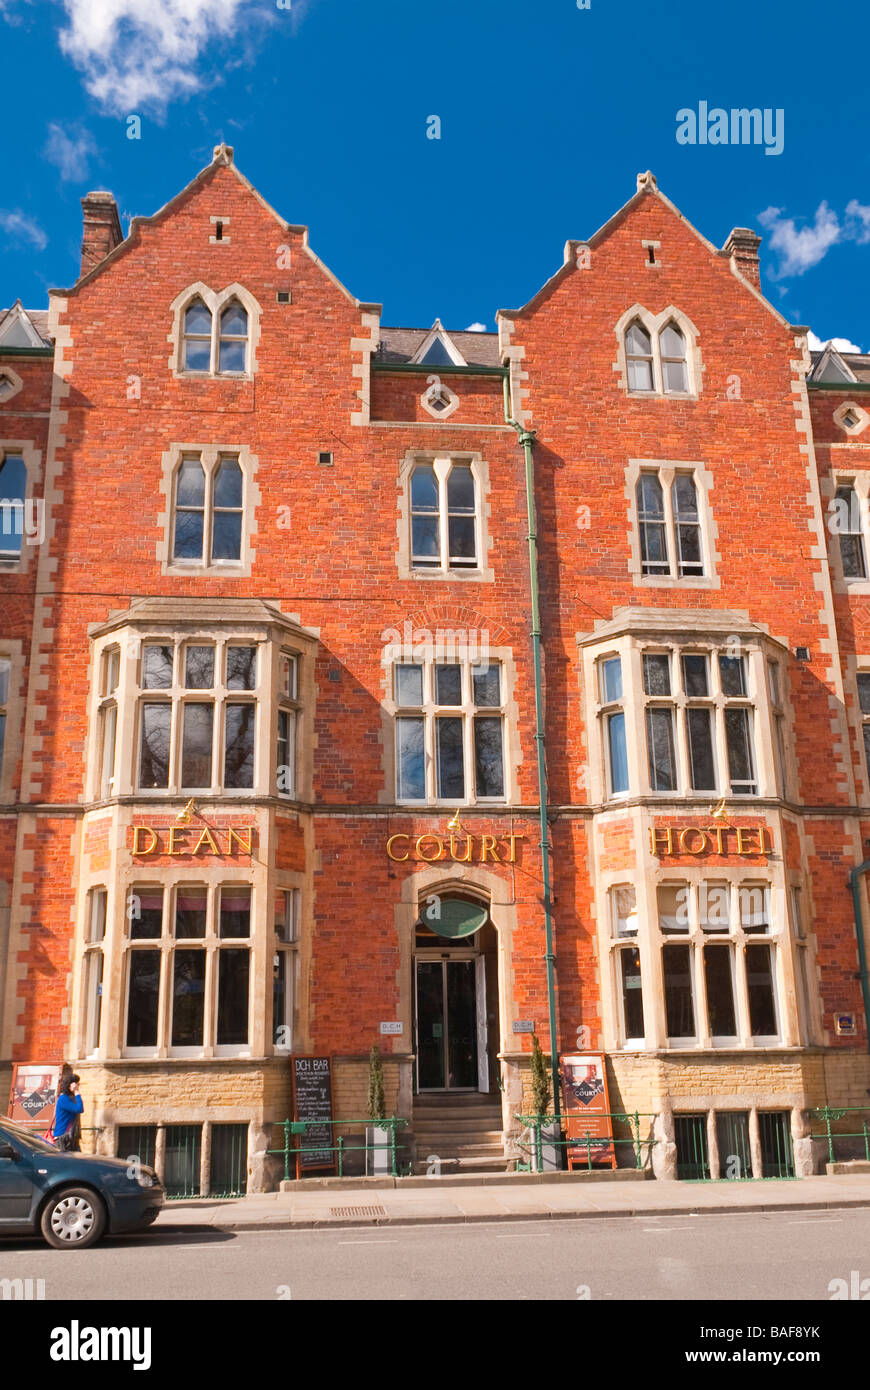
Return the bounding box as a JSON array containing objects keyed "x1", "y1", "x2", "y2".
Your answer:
[
  {"x1": 590, "y1": 634, "x2": 776, "y2": 801},
  {"x1": 124, "y1": 882, "x2": 253, "y2": 1056}
]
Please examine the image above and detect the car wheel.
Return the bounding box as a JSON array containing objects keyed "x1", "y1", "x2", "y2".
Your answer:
[{"x1": 40, "y1": 1187, "x2": 106, "y2": 1250}]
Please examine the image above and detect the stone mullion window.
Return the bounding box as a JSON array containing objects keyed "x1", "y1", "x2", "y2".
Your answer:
[
  {"x1": 653, "y1": 879, "x2": 783, "y2": 1052},
  {"x1": 81, "y1": 888, "x2": 107, "y2": 1057},
  {"x1": 272, "y1": 887, "x2": 300, "y2": 1053},
  {"x1": 393, "y1": 657, "x2": 506, "y2": 805},
  {"x1": 275, "y1": 649, "x2": 300, "y2": 798}
]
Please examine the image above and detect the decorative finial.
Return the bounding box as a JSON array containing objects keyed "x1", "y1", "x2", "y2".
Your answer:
[
  {"x1": 636, "y1": 170, "x2": 658, "y2": 192},
  {"x1": 212, "y1": 143, "x2": 234, "y2": 166},
  {"x1": 176, "y1": 798, "x2": 197, "y2": 824}
]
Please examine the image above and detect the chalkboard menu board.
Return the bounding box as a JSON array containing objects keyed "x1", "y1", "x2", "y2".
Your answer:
[{"x1": 292, "y1": 1056, "x2": 335, "y2": 1175}]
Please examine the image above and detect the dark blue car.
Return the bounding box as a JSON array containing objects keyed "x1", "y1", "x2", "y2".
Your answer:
[{"x1": 0, "y1": 1116, "x2": 164, "y2": 1249}]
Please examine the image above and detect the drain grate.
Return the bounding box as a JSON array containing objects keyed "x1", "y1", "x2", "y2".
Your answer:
[{"x1": 328, "y1": 1204, "x2": 387, "y2": 1219}]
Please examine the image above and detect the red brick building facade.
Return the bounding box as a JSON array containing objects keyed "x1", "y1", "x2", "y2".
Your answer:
[{"x1": 1, "y1": 149, "x2": 869, "y2": 1189}]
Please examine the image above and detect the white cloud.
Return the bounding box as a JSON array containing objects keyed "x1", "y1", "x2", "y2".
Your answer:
[
  {"x1": 43, "y1": 121, "x2": 96, "y2": 181},
  {"x1": 845, "y1": 199, "x2": 870, "y2": 244},
  {"x1": 465, "y1": 321, "x2": 487, "y2": 332},
  {"x1": 758, "y1": 202, "x2": 841, "y2": 278},
  {"x1": 0, "y1": 210, "x2": 48, "y2": 250},
  {"x1": 807, "y1": 330, "x2": 862, "y2": 354},
  {"x1": 57, "y1": 0, "x2": 257, "y2": 115}
]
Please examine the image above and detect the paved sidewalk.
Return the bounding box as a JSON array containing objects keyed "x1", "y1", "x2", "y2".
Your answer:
[{"x1": 156, "y1": 1172, "x2": 870, "y2": 1231}]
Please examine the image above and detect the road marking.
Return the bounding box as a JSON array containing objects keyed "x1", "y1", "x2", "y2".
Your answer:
[{"x1": 337, "y1": 1239, "x2": 398, "y2": 1245}]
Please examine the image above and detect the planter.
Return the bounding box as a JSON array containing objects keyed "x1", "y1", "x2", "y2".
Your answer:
[
  {"x1": 532, "y1": 1121, "x2": 563, "y2": 1173},
  {"x1": 365, "y1": 1124, "x2": 392, "y2": 1176}
]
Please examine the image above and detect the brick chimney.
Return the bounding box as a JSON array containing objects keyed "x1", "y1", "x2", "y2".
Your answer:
[
  {"x1": 80, "y1": 191, "x2": 123, "y2": 278},
  {"x1": 723, "y1": 227, "x2": 762, "y2": 287}
]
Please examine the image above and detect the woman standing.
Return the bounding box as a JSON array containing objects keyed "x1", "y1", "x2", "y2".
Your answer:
[{"x1": 53, "y1": 1073, "x2": 83, "y2": 1151}]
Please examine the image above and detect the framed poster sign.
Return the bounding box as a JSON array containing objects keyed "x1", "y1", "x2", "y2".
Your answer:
[
  {"x1": 8, "y1": 1064, "x2": 60, "y2": 1129},
  {"x1": 560, "y1": 1052, "x2": 616, "y2": 1170},
  {"x1": 291, "y1": 1056, "x2": 335, "y2": 1177}
]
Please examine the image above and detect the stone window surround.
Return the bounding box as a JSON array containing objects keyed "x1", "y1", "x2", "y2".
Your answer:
[
  {"x1": 850, "y1": 654, "x2": 870, "y2": 800},
  {"x1": 156, "y1": 441, "x2": 260, "y2": 578},
  {"x1": 167, "y1": 281, "x2": 261, "y2": 380},
  {"x1": 85, "y1": 610, "x2": 317, "y2": 806},
  {"x1": 396, "y1": 448, "x2": 494, "y2": 583},
  {"x1": 0, "y1": 439, "x2": 43, "y2": 578},
  {"x1": 833, "y1": 400, "x2": 869, "y2": 437},
  {"x1": 625, "y1": 456, "x2": 720, "y2": 590},
  {"x1": 209, "y1": 215, "x2": 231, "y2": 245},
  {"x1": 613, "y1": 303, "x2": 704, "y2": 400},
  {"x1": 599, "y1": 861, "x2": 806, "y2": 1054},
  {"x1": 0, "y1": 366, "x2": 24, "y2": 405},
  {"x1": 377, "y1": 638, "x2": 521, "y2": 808},
  {"x1": 578, "y1": 617, "x2": 790, "y2": 808},
  {"x1": 71, "y1": 864, "x2": 305, "y2": 1063},
  {"x1": 826, "y1": 468, "x2": 870, "y2": 597},
  {"x1": 0, "y1": 638, "x2": 25, "y2": 805},
  {"x1": 420, "y1": 375, "x2": 460, "y2": 420}
]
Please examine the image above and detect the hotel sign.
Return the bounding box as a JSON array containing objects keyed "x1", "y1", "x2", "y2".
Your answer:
[
  {"x1": 649, "y1": 824, "x2": 770, "y2": 857},
  {"x1": 131, "y1": 825, "x2": 255, "y2": 856}
]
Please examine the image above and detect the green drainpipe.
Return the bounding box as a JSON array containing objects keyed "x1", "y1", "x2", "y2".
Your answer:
[
  {"x1": 503, "y1": 371, "x2": 561, "y2": 1126},
  {"x1": 848, "y1": 860, "x2": 870, "y2": 1052}
]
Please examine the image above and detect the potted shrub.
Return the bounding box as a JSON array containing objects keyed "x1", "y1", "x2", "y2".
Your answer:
[
  {"x1": 529, "y1": 1034, "x2": 562, "y2": 1172},
  {"x1": 366, "y1": 1044, "x2": 391, "y2": 1176}
]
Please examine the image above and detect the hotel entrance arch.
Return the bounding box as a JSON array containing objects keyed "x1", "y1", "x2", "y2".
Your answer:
[{"x1": 413, "y1": 890, "x2": 498, "y2": 1093}]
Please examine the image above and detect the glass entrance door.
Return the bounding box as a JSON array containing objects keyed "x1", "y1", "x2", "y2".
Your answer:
[{"x1": 415, "y1": 957, "x2": 478, "y2": 1090}]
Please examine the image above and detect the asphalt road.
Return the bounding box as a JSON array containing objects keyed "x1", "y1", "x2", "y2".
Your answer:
[{"x1": 0, "y1": 1207, "x2": 864, "y2": 1301}]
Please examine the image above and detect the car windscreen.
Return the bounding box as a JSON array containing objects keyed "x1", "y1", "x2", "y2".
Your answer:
[{"x1": 1, "y1": 1119, "x2": 57, "y2": 1153}]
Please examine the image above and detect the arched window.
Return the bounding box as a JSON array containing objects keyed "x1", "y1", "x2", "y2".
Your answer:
[
  {"x1": 636, "y1": 473, "x2": 668, "y2": 575},
  {"x1": 410, "y1": 464, "x2": 440, "y2": 567},
  {"x1": 172, "y1": 458, "x2": 206, "y2": 560},
  {"x1": 660, "y1": 322, "x2": 688, "y2": 393},
  {"x1": 183, "y1": 300, "x2": 212, "y2": 371},
  {"x1": 625, "y1": 321, "x2": 654, "y2": 392},
  {"x1": 218, "y1": 302, "x2": 248, "y2": 374}
]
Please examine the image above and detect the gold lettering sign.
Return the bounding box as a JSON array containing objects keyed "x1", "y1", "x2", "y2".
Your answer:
[
  {"x1": 649, "y1": 825, "x2": 770, "y2": 857},
  {"x1": 132, "y1": 825, "x2": 255, "y2": 857},
  {"x1": 385, "y1": 833, "x2": 526, "y2": 864}
]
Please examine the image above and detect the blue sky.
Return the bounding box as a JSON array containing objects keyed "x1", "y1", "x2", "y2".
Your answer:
[{"x1": 1, "y1": 0, "x2": 868, "y2": 351}]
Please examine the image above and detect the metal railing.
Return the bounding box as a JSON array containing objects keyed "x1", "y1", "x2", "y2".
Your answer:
[
  {"x1": 513, "y1": 1111, "x2": 657, "y2": 1172},
  {"x1": 269, "y1": 1117, "x2": 410, "y2": 1180},
  {"x1": 811, "y1": 1106, "x2": 870, "y2": 1165}
]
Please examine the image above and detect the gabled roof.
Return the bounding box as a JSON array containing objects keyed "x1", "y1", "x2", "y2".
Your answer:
[
  {"x1": 809, "y1": 344, "x2": 859, "y2": 385},
  {"x1": 377, "y1": 325, "x2": 499, "y2": 368},
  {"x1": 0, "y1": 301, "x2": 52, "y2": 348},
  {"x1": 497, "y1": 169, "x2": 792, "y2": 332},
  {"x1": 51, "y1": 143, "x2": 381, "y2": 315}
]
